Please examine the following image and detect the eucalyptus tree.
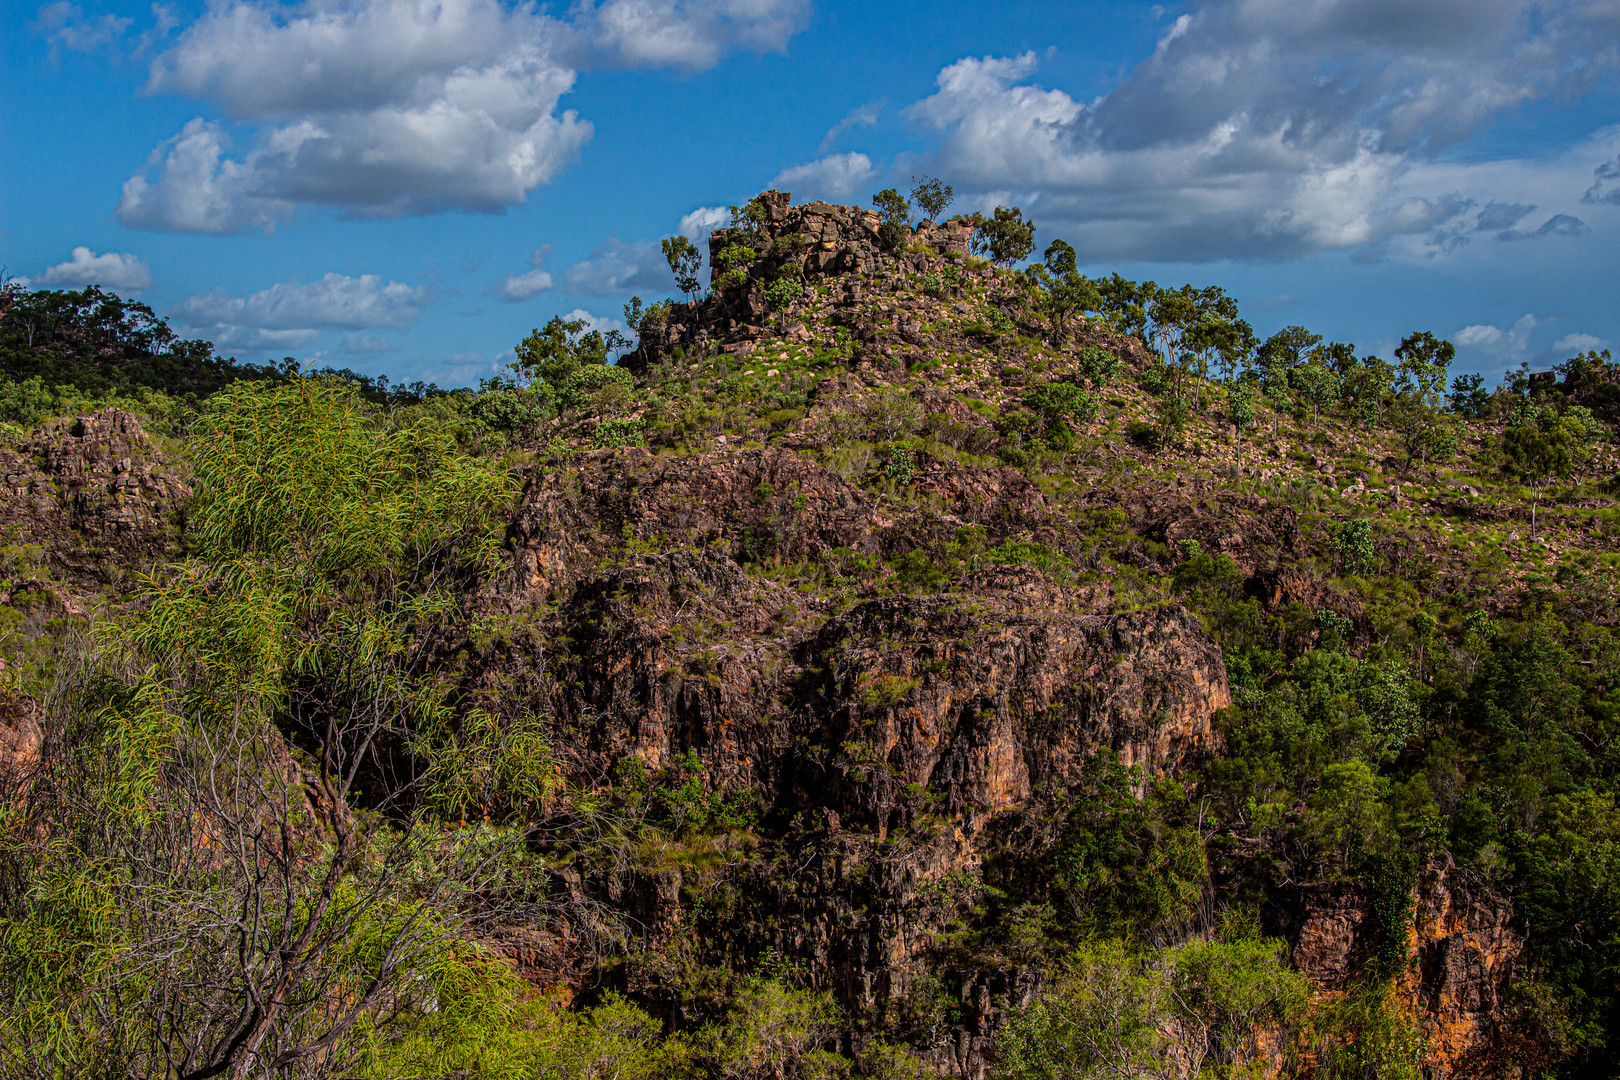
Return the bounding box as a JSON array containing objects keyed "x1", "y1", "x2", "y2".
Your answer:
[{"x1": 910, "y1": 175, "x2": 955, "y2": 221}]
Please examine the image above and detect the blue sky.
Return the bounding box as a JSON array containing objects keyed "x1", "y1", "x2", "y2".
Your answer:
[{"x1": 3, "y1": 0, "x2": 1617, "y2": 387}]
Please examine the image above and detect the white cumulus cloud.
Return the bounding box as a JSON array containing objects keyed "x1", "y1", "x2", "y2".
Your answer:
[
  {"x1": 121, "y1": 0, "x2": 591, "y2": 232},
  {"x1": 36, "y1": 247, "x2": 155, "y2": 292},
  {"x1": 588, "y1": 0, "x2": 810, "y2": 70},
  {"x1": 678, "y1": 205, "x2": 730, "y2": 244},
  {"x1": 771, "y1": 152, "x2": 877, "y2": 204},
  {"x1": 1455, "y1": 314, "x2": 1539, "y2": 359},
  {"x1": 491, "y1": 245, "x2": 555, "y2": 302},
  {"x1": 902, "y1": 0, "x2": 1620, "y2": 262},
  {"x1": 1551, "y1": 332, "x2": 1606, "y2": 355},
  {"x1": 116, "y1": 0, "x2": 814, "y2": 233}
]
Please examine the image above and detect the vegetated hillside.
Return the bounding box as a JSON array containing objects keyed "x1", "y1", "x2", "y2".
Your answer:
[{"x1": 0, "y1": 189, "x2": 1617, "y2": 1080}]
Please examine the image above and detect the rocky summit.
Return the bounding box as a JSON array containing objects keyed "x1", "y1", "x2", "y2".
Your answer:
[{"x1": 1, "y1": 191, "x2": 1618, "y2": 1079}]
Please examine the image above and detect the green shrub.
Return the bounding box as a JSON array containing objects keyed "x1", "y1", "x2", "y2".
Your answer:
[
  {"x1": 764, "y1": 276, "x2": 805, "y2": 315},
  {"x1": 593, "y1": 417, "x2": 646, "y2": 448},
  {"x1": 891, "y1": 548, "x2": 946, "y2": 590},
  {"x1": 1125, "y1": 418, "x2": 1160, "y2": 450},
  {"x1": 883, "y1": 447, "x2": 915, "y2": 485},
  {"x1": 560, "y1": 364, "x2": 635, "y2": 411},
  {"x1": 713, "y1": 243, "x2": 758, "y2": 290},
  {"x1": 1331, "y1": 518, "x2": 1378, "y2": 576},
  {"x1": 1075, "y1": 346, "x2": 1122, "y2": 389},
  {"x1": 470, "y1": 383, "x2": 552, "y2": 432}
]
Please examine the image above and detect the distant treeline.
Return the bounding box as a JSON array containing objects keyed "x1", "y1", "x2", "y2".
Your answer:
[{"x1": 0, "y1": 282, "x2": 449, "y2": 433}]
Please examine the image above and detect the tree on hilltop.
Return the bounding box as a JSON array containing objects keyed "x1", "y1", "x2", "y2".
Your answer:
[
  {"x1": 872, "y1": 188, "x2": 913, "y2": 252},
  {"x1": 911, "y1": 175, "x2": 955, "y2": 222},
  {"x1": 969, "y1": 206, "x2": 1036, "y2": 266},
  {"x1": 1394, "y1": 330, "x2": 1455, "y2": 407},
  {"x1": 514, "y1": 315, "x2": 629, "y2": 388},
  {"x1": 1026, "y1": 239, "x2": 1102, "y2": 344}
]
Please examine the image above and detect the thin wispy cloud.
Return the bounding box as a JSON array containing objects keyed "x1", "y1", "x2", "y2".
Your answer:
[
  {"x1": 563, "y1": 238, "x2": 675, "y2": 295},
  {"x1": 33, "y1": 2, "x2": 131, "y2": 59},
  {"x1": 817, "y1": 101, "x2": 883, "y2": 155}
]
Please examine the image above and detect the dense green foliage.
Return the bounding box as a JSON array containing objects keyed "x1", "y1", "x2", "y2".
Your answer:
[
  {"x1": 0, "y1": 380, "x2": 526, "y2": 1076},
  {"x1": 0, "y1": 283, "x2": 233, "y2": 399}
]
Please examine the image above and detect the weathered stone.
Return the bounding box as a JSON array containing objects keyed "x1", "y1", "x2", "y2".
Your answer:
[{"x1": 0, "y1": 408, "x2": 188, "y2": 590}]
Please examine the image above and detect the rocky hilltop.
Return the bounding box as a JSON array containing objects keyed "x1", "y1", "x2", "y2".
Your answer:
[{"x1": 2, "y1": 192, "x2": 1617, "y2": 1079}]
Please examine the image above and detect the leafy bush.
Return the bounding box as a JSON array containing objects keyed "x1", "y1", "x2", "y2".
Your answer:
[
  {"x1": 593, "y1": 417, "x2": 646, "y2": 448},
  {"x1": 764, "y1": 277, "x2": 805, "y2": 327},
  {"x1": 980, "y1": 540, "x2": 1071, "y2": 578},
  {"x1": 470, "y1": 382, "x2": 552, "y2": 432},
  {"x1": 1125, "y1": 418, "x2": 1161, "y2": 450},
  {"x1": 883, "y1": 447, "x2": 915, "y2": 485},
  {"x1": 1025, "y1": 381, "x2": 1100, "y2": 449},
  {"x1": 560, "y1": 363, "x2": 635, "y2": 411},
  {"x1": 713, "y1": 243, "x2": 758, "y2": 290},
  {"x1": 993, "y1": 934, "x2": 1307, "y2": 1080},
  {"x1": 891, "y1": 548, "x2": 946, "y2": 590},
  {"x1": 1074, "y1": 345, "x2": 1121, "y2": 389}
]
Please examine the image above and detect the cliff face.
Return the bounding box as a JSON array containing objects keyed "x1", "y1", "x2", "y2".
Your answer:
[
  {"x1": 495, "y1": 443, "x2": 1225, "y2": 818},
  {"x1": 1284, "y1": 860, "x2": 1522, "y2": 1079}
]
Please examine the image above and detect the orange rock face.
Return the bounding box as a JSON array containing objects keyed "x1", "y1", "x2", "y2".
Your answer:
[{"x1": 1285, "y1": 858, "x2": 1521, "y2": 1077}]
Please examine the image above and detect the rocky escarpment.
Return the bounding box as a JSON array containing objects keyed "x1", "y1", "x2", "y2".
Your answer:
[
  {"x1": 710, "y1": 189, "x2": 975, "y2": 288},
  {"x1": 627, "y1": 187, "x2": 1131, "y2": 374},
  {"x1": 459, "y1": 394, "x2": 1530, "y2": 1073},
  {"x1": 491, "y1": 444, "x2": 1226, "y2": 810}
]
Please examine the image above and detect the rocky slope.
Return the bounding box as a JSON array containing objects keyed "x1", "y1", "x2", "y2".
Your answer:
[{"x1": 7, "y1": 189, "x2": 1612, "y2": 1077}]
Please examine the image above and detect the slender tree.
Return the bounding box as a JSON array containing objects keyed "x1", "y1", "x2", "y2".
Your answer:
[
  {"x1": 1228, "y1": 380, "x2": 1256, "y2": 472},
  {"x1": 661, "y1": 235, "x2": 703, "y2": 303}
]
